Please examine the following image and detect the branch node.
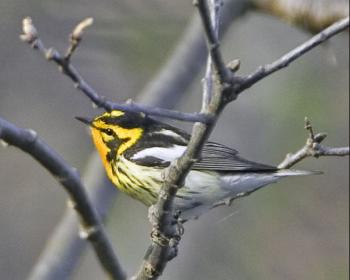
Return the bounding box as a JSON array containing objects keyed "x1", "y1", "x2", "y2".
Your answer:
[
  {"x1": 66, "y1": 199, "x2": 77, "y2": 210},
  {"x1": 143, "y1": 262, "x2": 161, "y2": 278},
  {"x1": 148, "y1": 205, "x2": 173, "y2": 229},
  {"x1": 79, "y1": 225, "x2": 99, "y2": 240},
  {"x1": 25, "y1": 129, "x2": 38, "y2": 144},
  {"x1": 64, "y1": 18, "x2": 94, "y2": 61},
  {"x1": 227, "y1": 59, "x2": 241, "y2": 73},
  {"x1": 125, "y1": 98, "x2": 133, "y2": 105},
  {"x1": 148, "y1": 205, "x2": 160, "y2": 227},
  {"x1": 314, "y1": 132, "x2": 328, "y2": 143},
  {"x1": 71, "y1": 17, "x2": 94, "y2": 42},
  {"x1": 0, "y1": 139, "x2": 9, "y2": 148},
  {"x1": 20, "y1": 17, "x2": 38, "y2": 44},
  {"x1": 150, "y1": 229, "x2": 171, "y2": 247},
  {"x1": 304, "y1": 117, "x2": 315, "y2": 140},
  {"x1": 45, "y1": 48, "x2": 59, "y2": 61}
]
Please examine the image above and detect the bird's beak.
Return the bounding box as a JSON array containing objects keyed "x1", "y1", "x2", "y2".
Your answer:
[{"x1": 75, "y1": 116, "x2": 93, "y2": 126}]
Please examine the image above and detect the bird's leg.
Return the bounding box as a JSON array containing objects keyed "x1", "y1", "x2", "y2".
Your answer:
[
  {"x1": 148, "y1": 206, "x2": 185, "y2": 261},
  {"x1": 167, "y1": 211, "x2": 185, "y2": 261}
]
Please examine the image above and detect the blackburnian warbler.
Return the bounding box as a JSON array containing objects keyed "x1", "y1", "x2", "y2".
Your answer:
[{"x1": 77, "y1": 110, "x2": 317, "y2": 220}]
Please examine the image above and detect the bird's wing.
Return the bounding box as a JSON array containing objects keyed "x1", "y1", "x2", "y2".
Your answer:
[
  {"x1": 128, "y1": 138, "x2": 276, "y2": 172},
  {"x1": 192, "y1": 142, "x2": 277, "y2": 172}
]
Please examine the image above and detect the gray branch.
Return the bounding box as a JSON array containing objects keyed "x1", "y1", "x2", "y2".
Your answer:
[
  {"x1": 27, "y1": 154, "x2": 116, "y2": 280},
  {"x1": 236, "y1": 16, "x2": 350, "y2": 94},
  {"x1": 195, "y1": 0, "x2": 232, "y2": 83},
  {"x1": 20, "y1": 17, "x2": 211, "y2": 124},
  {"x1": 278, "y1": 119, "x2": 350, "y2": 169},
  {"x1": 0, "y1": 118, "x2": 126, "y2": 280}
]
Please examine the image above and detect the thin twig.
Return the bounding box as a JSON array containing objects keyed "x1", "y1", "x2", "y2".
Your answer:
[
  {"x1": 236, "y1": 16, "x2": 350, "y2": 94},
  {"x1": 65, "y1": 17, "x2": 94, "y2": 61},
  {"x1": 278, "y1": 118, "x2": 350, "y2": 169},
  {"x1": 195, "y1": 0, "x2": 232, "y2": 83},
  {"x1": 201, "y1": 0, "x2": 224, "y2": 109},
  {"x1": 20, "y1": 17, "x2": 212, "y2": 124},
  {"x1": 0, "y1": 118, "x2": 126, "y2": 280}
]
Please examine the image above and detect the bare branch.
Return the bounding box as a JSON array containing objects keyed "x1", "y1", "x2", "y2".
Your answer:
[
  {"x1": 65, "y1": 17, "x2": 94, "y2": 61},
  {"x1": 278, "y1": 118, "x2": 350, "y2": 169},
  {"x1": 201, "y1": 0, "x2": 223, "y2": 108},
  {"x1": 195, "y1": 0, "x2": 232, "y2": 83},
  {"x1": 236, "y1": 16, "x2": 349, "y2": 94},
  {"x1": 0, "y1": 118, "x2": 126, "y2": 280},
  {"x1": 20, "y1": 17, "x2": 212, "y2": 124},
  {"x1": 140, "y1": 0, "x2": 249, "y2": 107},
  {"x1": 28, "y1": 155, "x2": 116, "y2": 280}
]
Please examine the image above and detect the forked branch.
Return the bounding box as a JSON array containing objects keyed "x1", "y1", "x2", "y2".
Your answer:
[
  {"x1": 237, "y1": 17, "x2": 349, "y2": 94},
  {"x1": 20, "y1": 17, "x2": 211, "y2": 124},
  {"x1": 278, "y1": 118, "x2": 350, "y2": 169}
]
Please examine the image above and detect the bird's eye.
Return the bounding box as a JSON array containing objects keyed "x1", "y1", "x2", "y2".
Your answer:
[{"x1": 105, "y1": 128, "x2": 114, "y2": 136}]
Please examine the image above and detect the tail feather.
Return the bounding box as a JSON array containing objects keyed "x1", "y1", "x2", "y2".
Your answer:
[{"x1": 275, "y1": 169, "x2": 323, "y2": 177}]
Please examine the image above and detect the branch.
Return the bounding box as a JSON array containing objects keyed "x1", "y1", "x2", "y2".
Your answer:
[
  {"x1": 20, "y1": 17, "x2": 211, "y2": 124},
  {"x1": 236, "y1": 16, "x2": 349, "y2": 94},
  {"x1": 0, "y1": 118, "x2": 126, "y2": 280},
  {"x1": 28, "y1": 155, "x2": 116, "y2": 280},
  {"x1": 140, "y1": 0, "x2": 248, "y2": 107},
  {"x1": 200, "y1": 0, "x2": 223, "y2": 108},
  {"x1": 278, "y1": 118, "x2": 350, "y2": 169},
  {"x1": 195, "y1": 0, "x2": 233, "y2": 84}
]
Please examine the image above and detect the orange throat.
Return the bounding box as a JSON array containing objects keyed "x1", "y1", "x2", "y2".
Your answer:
[{"x1": 91, "y1": 127, "x2": 116, "y2": 183}]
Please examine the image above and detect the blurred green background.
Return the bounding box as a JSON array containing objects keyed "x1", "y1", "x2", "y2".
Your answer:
[{"x1": 0, "y1": 1, "x2": 348, "y2": 279}]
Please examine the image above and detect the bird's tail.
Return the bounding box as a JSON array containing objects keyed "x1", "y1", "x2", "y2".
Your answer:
[{"x1": 275, "y1": 169, "x2": 323, "y2": 177}]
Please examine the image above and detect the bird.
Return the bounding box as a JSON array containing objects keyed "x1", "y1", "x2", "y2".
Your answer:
[{"x1": 76, "y1": 110, "x2": 318, "y2": 220}]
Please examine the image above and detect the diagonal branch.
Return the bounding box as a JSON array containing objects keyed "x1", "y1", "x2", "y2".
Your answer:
[
  {"x1": 278, "y1": 118, "x2": 350, "y2": 169},
  {"x1": 0, "y1": 118, "x2": 126, "y2": 280},
  {"x1": 236, "y1": 16, "x2": 349, "y2": 94},
  {"x1": 20, "y1": 17, "x2": 211, "y2": 124}
]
